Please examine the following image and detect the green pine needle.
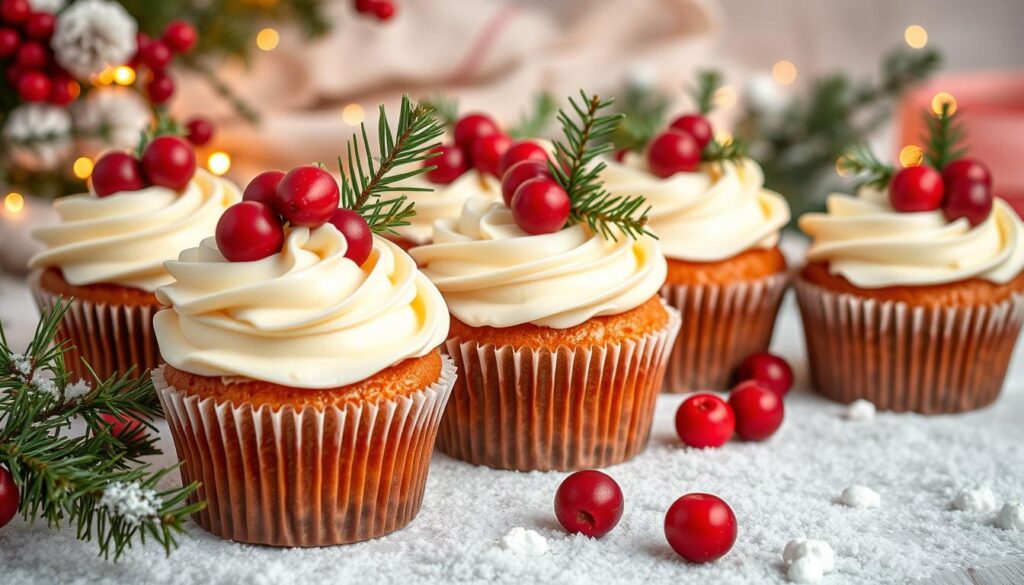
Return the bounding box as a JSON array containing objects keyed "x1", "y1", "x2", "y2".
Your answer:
[
  {"x1": 837, "y1": 143, "x2": 895, "y2": 190},
  {"x1": 420, "y1": 95, "x2": 460, "y2": 131},
  {"x1": 923, "y1": 101, "x2": 967, "y2": 170},
  {"x1": 690, "y1": 69, "x2": 724, "y2": 115},
  {"x1": 702, "y1": 138, "x2": 748, "y2": 165},
  {"x1": 609, "y1": 85, "x2": 670, "y2": 153},
  {"x1": 509, "y1": 92, "x2": 558, "y2": 139}
]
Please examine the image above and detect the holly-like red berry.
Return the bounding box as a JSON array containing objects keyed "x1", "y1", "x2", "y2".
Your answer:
[
  {"x1": 99, "y1": 412, "x2": 145, "y2": 441},
  {"x1": 0, "y1": 464, "x2": 18, "y2": 529},
  {"x1": 647, "y1": 130, "x2": 701, "y2": 178},
  {"x1": 163, "y1": 20, "x2": 197, "y2": 53},
  {"x1": 510, "y1": 177, "x2": 570, "y2": 235},
  {"x1": 184, "y1": 116, "x2": 215, "y2": 146},
  {"x1": 141, "y1": 135, "x2": 196, "y2": 191},
  {"x1": 216, "y1": 201, "x2": 285, "y2": 262},
  {"x1": 242, "y1": 170, "x2": 285, "y2": 206},
  {"x1": 373, "y1": 1, "x2": 395, "y2": 20},
  {"x1": 942, "y1": 158, "x2": 992, "y2": 188},
  {"x1": 664, "y1": 493, "x2": 737, "y2": 563},
  {"x1": 145, "y1": 72, "x2": 175, "y2": 104},
  {"x1": 728, "y1": 380, "x2": 784, "y2": 441},
  {"x1": 670, "y1": 114, "x2": 714, "y2": 150},
  {"x1": 15, "y1": 40, "x2": 46, "y2": 69},
  {"x1": 16, "y1": 70, "x2": 49, "y2": 102},
  {"x1": 0, "y1": 0, "x2": 30, "y2": 24},
  {"x1": 554, "y1": 470, "x2": 624, "y2": 538},
  {"x1": 734, "y1": 351, "x2": 793, "y2": 397},
  {"x1": 0, "y1": 27, "x2": 18, "y2": 58},
  {"x1": 48, "y1": 74, "x2": 75, "y2": 106},
  {"x1": 354, "y1": 0, "x2": 376, "y2": 13},
  {"x1": 500, "y1": 140, "x2": 548, "y2": 175},
  {"x1": 24, "y1": 12, "x2": 54, "y2": 40},
  {"x1": 91, "y1": 152, "x2": 147, "y2": 197},
  {"x1": 328, "y1": 208, "x2": 373, "y2": 265},
  {"x1": 275, "y1": 165, "x2": 340, "y2": 228},
  {"x1": 453, "y1": 113, "x2": 500, "y2": 155},
  {"x1": 140, "y1": 39, "x2": 173, "y2": 71},
  {"x1": 472, "y1": 133, "x2": 511, "y2": 177},
  {"x1": 943, "y1": 178, "x2": 993, "y2": 227},
  {"x1": 889, "y1": 165, "x2": 944, "y2": 212},
  {"x1": 501, "y1": 159, "x2": 551, "y2": 207},
  {"x1": 423, "y1": 144, "x2": 467, "y2": 184},
  {"x1": 5, "y1": 64, "x2": 22, "y2": 86},
  {"x1": 675, "y1": 393, "x2": 735, "y2": 449}
]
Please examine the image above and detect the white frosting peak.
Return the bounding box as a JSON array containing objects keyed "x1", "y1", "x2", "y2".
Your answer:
[{"x1": 394, "y1": 170, "x2": 500, "y2": 245}]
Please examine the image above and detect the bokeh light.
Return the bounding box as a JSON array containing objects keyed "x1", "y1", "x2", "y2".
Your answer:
[
  {"x1": 73, "y1": 157, "x2": 94, "y2": 179},
  {"x1": 899, "y1": 145, "x2": 924, "y2": 168},
  {"x1": 771, "y1": 60, "x2": 798, "y2": 86},
  {"x1": 113, "y1": 66, "x2": 136, "y2": 86},
  {"x1": 207, "y1": 152, "x2": 232, "y2": 176},
  {"x1": 342, "y1": 103, "x2": 365, "y2": 125},
  {"x1": 4, "y1": 192, "x2": 24, "y2": 214},
  {"x1": 256, "y1": 28, "x2": 280, "y2": 51},
  {"x1": 905, "y1": 25, "x2": 928, "y2": 49},
  {"x1": 931, "y1": 92, "x2": 958, "y2": 115},
  {"x1": 713, "y1": 86, "x2": 737, "y2": 109}
]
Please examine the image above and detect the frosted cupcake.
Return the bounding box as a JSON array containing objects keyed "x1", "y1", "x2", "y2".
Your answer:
[
  {"x1": 30, "y1": 137, "x2": 238, "y2": 381},
  {"x1": 389, "y1": 170, "x2": 499, "y2": 249}
]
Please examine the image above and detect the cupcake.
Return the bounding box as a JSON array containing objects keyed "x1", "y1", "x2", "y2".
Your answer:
[
  {"x1": 389, "y1": 170, "x2": 499, "y2": 249},
  {"x1": 29, "y1": 138, "x2": 238, "y2": 381}
]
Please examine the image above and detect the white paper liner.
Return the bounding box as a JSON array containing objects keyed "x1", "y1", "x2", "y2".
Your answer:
[
  {"x1": 659, "y1": 271, "x2": 790, "y2": 392},
  {"x1": 795, "y1": 277, "x2": 1024, "y2": 413},
  {"x1": 154, "y1": 356, "x2": 457, "y2": 546},
  {"x1": 438, "y1": 304, "x2": 680, "y2": 471}
]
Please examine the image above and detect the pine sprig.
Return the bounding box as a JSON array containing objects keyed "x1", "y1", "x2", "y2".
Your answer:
[
  {"x1": 134, "y1": 114, "x2": 184, "y2": 158},
  {"x1": 508, "y1": 92, "x2": 557, "y2": 139},
  {"x1": 550, "y1": 91, "x2": 653, "y2": 241},
  {"x1": 701, "y1": 137, "x2": 748, "y2": 165},
  {"x1": 608, "y1": 85, "x2": 670, "y2": 153},
  {"x1": 689, "y1": 69, "x2": 724, "y2": 115},
  {"x1": 0, "y1": 300, "x2": 204, "y2": 561},
  {"x1": 420, "y1": 95, "x2": 459, "y2": 130},
  {"x1": 837, "y1": 143, "x2": 895, "y2": 190},
  {"x1": 337, "y1": 95, "x2": 445, "y2": 235},
  {"x1": 924, "y1": 101, "x2": 967, "y2": 170}
]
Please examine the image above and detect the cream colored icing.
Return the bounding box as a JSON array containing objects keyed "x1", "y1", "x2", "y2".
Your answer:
[{"x1": 393, "y1": 171, "x2": 500, "y2": 245}]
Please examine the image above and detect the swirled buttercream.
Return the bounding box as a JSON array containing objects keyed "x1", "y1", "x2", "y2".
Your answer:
[
  {"x1": 393, "y1": 171, "x2": 499, "y2": 245},
  {"x1": 409, "y1": 197, "x2": 667, "y2": 329},
  {"x1": 153, "y1": 226, "x2": 450, "y2": 388},
  {"x1": 30, "y1": 170, "x2": 240, "y2": 291},
  {"x1": 799, "y1": 189, "x2": 1024, "y2": 288}
]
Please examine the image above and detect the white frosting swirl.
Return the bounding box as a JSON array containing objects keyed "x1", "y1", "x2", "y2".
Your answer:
[
  {"x1": 410, "y1": 197, "x2": 667, "y2": 329},
  {"x1": 153, "y1": 227, "x2": 450, "y2": 389},
  {"x1": 394, "y1": 171, "x2": 499, "y2": 245},
  {"x1": 800, "y1": 189, "x2": 1024, "y2": 288},
  {"x1": 30, "y1": 170, "x2": 240, "y2": 292},
  {"x1": 600, "y1": 156, "x2": 790, "y2": 261}
]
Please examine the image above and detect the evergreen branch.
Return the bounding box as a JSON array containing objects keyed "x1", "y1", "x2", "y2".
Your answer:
[
  {"x1": 135, "y1": 113, "x2": 185, "y2": 158},
  {"x1": 420, "y1": 95, "x2": 459, "y2": 130},
  {"x1": 608, "y1": 85, "x2": 670, "y2": 153},
  {"x1": 923, "y1": 101, "x2": 967, "y2": 170},
  {"x1": 837, "y1": 143, "x2": 895, "y2": 190},
  {"x1": 508, "y1": 92, "x2": 557, "y2": 139},
  {"x1": 702, "y1": 138, "x2": 748, "y2": 165},
  {"x1": 689, "y1": 69, "x2": 724, "y2": 115}
]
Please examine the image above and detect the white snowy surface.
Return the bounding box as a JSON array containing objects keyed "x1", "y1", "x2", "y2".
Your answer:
[{"x1": 1, "y1": 275, "x2": 1023, "y2": 585}]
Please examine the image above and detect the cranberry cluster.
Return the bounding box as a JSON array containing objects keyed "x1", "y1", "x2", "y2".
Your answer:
[
  {"x1": 0, "y1": 0, "x2": 76, "y2": 105},
  {"x1": 217, "y1": 166, "x2": 372, "y2": 265},
  {"x1": 354, "y1": 0, "x2": 397, "y2": 21},
  {"x1": 91, "y1": 135, "x2": 197, "y2": 197},
  {"x1": 889, "y1": 157, "x2": 994, "y2": 226},
  {"x1": 643, "y1": 113, "x2": 715, "y2": 178},
  {"x1": 131, "y1": 20, "x2": 197, "y2": 105}
]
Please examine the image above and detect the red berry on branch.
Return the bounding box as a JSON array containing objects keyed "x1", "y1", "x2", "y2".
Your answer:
[
  {"x1": 354, "y1": 0, "x2": 376, "y2": 13},
  {"x1": 275, "y1": 165, "x2": 340, "y2": 228},
  {"x1": 99, "y1": 413, "x2": 146, "y2": 441},
  {"x1": 15, "y1": 40, "x2": 47, "y2": 69},
  {"x1": 0, "y1": 27, "x2": 18, "y2": 58},
  {"x1": 942, "y1": 157, "x2": 992, "y2": 188},
  {"x1": 216, "y1": 201, "x2": 285, "y2": 262},
  {"x1": 510, "y1": 177, "x2": 570, "y2": 235},
  {"x1": 675, "y1": 393, "x2": 735, "y2": 449},
  {"x1": 163, "y1": 20, "x2": 197, "y2": 53},
  {"x1": 670, "y1": 114, "x2": 714, "y2": 150},
  {"x1": 889, "y1": 165, "x2": 944, "y2": 212},
  {"x1": 243, "y1": 170, "x2": 285, "y2": 207},
  {"x1": 140, "y1": 39, "x2": 173, "y2": 71},
  {"x1": 16, "y1": 70, "x2": 49, "y2": 102},
  {"x1": 145, "y1": 72, "x2": 175, "y2": 104},
  {"x1": 91, "y1": 152, "x2": 147, "y2": 197},
  {"x1": 0, "y1": 0, "x2": 30, "y2": 24},
  {"x1": 554, "y1": 470, "x2": 624, "y2": 538},
  {"x1": 423, "y1": 144, "x2": 467, "y2": 185},
  {"x1": 501, "y1": 159, "x2": 551, "y2": 207},
  {"x1": 184, "y1": 116, "x2": 215, "y2": 146},
  {"x1": 0, "y1": 464, "x2": 18, "y2": 529},
  {"x1": 500, "y1": 140, "x2": 548, "y2": 175},
  {"x1": 728, "y1": 380, "x2": 784, "y2": 441},
  {"x1": 664, "y1": 493, "x2": 737, "y2": 563},
  {"x1": 141, "y1": 135, "x2": 196, "y2": 191},
  {"x1": 453, "y1": 113, "x2": 500, "y2": 155},
  {"x1": 48, "y1": 74, "x2": 76, "y2": 105},
  {"x1": 943, "y1": 177, "x2": 993, "y2": 227},
  {"x1": 472, "y1": 133, "x2": 511, "y2": 177},
  {"x1": 734, "y1": 351, "x2": 793, "y2": 396},
  {"x1": 24, "y1": 12, "x2": 54, "y2": 40},
  {"x1": 647, "y1": 130, "x2": 701, "y2": 178},
  {"x1": 373, "y1": 1, "x2": 395, "y2": 20},
  {"x1": 328, "y1": 208, "x2": 373, "y2": 265}
]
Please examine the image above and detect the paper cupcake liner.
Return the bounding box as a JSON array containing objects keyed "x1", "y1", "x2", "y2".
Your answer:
[
  {"x1": 154, "y1": 357, "x2": 457, "y2": 547},
  {"x1": 438, "y1": 305, "x2": 680, "y2": 471},
  {"x1": 659, "y1": 272, "x2": 790, "y2": 393},
  {"x1": 31, "y1": 275, "x2": 161, "y2": 383},
  {"x1": 795, "y1": 278, "x2": 1024, "y2": 413}
]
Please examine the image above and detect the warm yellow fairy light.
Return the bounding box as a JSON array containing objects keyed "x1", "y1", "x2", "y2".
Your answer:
[
  {"x1": 341, "y1": 103, "x2": 365, "y2": 125},
  {"x1": 715, "y1": 130, "x2": 733, "y2": 146},
  {"x1": 4, "y1": 192, "x2": 24, "y2": 214},
  {"x1": 771, "y1": 60, "x2": 798, "y2": 86},
  {"x1": 73, "y1": 157, "x2": 94, "y2": 179},
  {"x1": 713, "y1": 86, "x2": 737, "y2": 109},
  {"x1": 96, "y1": 66, "x2": 115, "y2": 85},
  {"x1": 836, "y1": 156, "x2": 852, "y2": 177},
  {"x1": 904, "y1": 25, "x2": 928, "y2": 49},
  {"x1": 256, "y1": 28, "x2": 280, "y2": 51},
  {"x1": 899, "y1": 145, "x2": 924, "y2": 168},
  {"x1": 931, "y1": 92, "x2": 958, "y2": 115},
  {"x1": 207, "y1": 152, "x2": 232, "y2": 176},
  {"x1": 113, "y1": 66, "x2": 136, "y2": 86}
]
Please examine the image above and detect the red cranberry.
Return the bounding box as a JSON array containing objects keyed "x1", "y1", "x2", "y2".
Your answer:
[
  {"x1": 215, "y1": 201, "x2": 285, "y2": 262},
  {"x1": 99, "y1": 412, "x2": 146, "y2": 441},
  {"x1": 354, "y1": 0, "x2": 376, "y2": 13},
  {"x1": 274, "y1": 165, "x2": 340, "y2": 228},
  {"x1": 24, "y1": 12, "x2": 54, "y2": 40},
  {"x1": 48, "y1": 75, "x2": 75, "y2": 106},
  {"x1": 328, "y1": 208, "x2": 373, "y2": 265},
  {"x1": 942, "y1": 158, "x2": 992, "y2": 188},
  {"x1": 0, "y1": 464, "x2": 18, "y2": 529},
  {"x1": 499, "y1": 140, "x2": 548, "y2": 175},
  {"x1": 184, "y1": 116, "x2": 215, "y2": 146},
  {"x1": 423, "y1": 144, "x2": 467, "y2": 184},
  {"x1": 664, "y1": 493, "x2": 737, "y2": 563},
  {"x1": 554, "y1": 470, "x2": 624, "y2": 538},
  {"x1": 145, "y1": 72, "x2": 175, "y2": 104},
  {"x1": 453, "y1": 113, "x2": 500, "y2": 155},
  {"x1": 734, "y1": 351, "x2": 794, "y2": 396},
  {"x1": 471, "y1": 133, "x2": 511, "y2": 177},
  {"x1": 0, "y1": 27, "x2": 19, "y2": 58},
  {"x1": 675, "y1": 393, "x2": 735, "y2": 448},
  {"x1": 728, "y1": 380, "x2": 784, "y2": 441},
  {"x1": 15, "y1": 40, "x2": 46, "y2": 69},
  {"x1": 91, "y1": 152, "x2": 147, "y2": 197},
  {"x1": 510, "y1": 177, "x2": 570, "y2": 235},
  {"x1": 141, "y1": 135, "x2": 196, "y2": 191},
  {"x1": 889, "y1": 166, "x2": 944, "y2": 212},
  {"x1": 943, "y1": 177, "x2": 993, "y2": 227},
  {"x1": 0, "y1": 0, "x2": 30, "y2": 24},
  {"x1": 132, "y1": 31, "x2": 151, "y2": 62},
  {"x1": 16, "y1": 70, "x2": 49, "y2": 102},
  {"x1": 647, "y1": 130, "x2": 701, "y2": 178},
  {"x1": 670, "y1": 114, "x2": 714, "y2": 150},
  {"x1": 242, "y1": 170, "x2": 285, "y2": 207},
  {"x1": 373, "y1": 1, "x2": 395, "y2": 20},
  {"x1": 5, "y1": 65, "x2": 22, "y2": 86},
  {"x1": 163, "y1": 20, "x2": 197, "y2": 53},
  {"x1": 613, "y1": 149, "x2": 628, "y2": 162},
  {"x1": 140, "y1": 39, "x2": 173, "y2": 71},
  {"x1": 501, "y1": 159, "x2": 551, "y2": 207}
]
